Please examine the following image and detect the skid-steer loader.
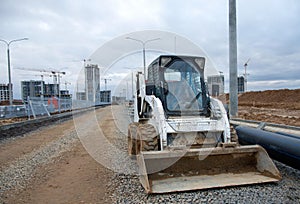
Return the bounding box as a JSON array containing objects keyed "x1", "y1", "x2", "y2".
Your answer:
[{"x1": 128, "y1": 55, "x2": 281, "y2": 194}]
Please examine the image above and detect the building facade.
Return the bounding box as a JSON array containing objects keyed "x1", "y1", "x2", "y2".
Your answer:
[
  {"x1": 85, "y1": 64, "x2": 100, "y2": 103},
  {"x1": 207, "y1": 75, "x2": 225, "y2": 96},
  {"x1": 0, "y1": 84, "x2": 10, "y2": 102},
  {"x1": 21, "y1": 80, "x2": 71, "y2": 102},
  {"x1": 44, "y1": 84, "x2": 59, "y2": 98},
  {"x1": 238, "y1": 76, "x2": 245, "y2": 93},
  {"x1": 100, "y1": 90, "x2": 111, "y2": 103},
  {"x1": 21, "y1": 80, "x2": 45, "y2": 102}
]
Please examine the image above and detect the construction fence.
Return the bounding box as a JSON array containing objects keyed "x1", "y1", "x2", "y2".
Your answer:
[
  {"x1": 0, "y1": 97, "x2": 72, "y2": 119},
  {"x1": 0, "y1": 96, "x2": 111, "y2": 119}
]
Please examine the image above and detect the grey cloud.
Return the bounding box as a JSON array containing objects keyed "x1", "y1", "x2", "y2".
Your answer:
[{"x1": 1, "y1": 0, "x2": 300, "y2": 99}]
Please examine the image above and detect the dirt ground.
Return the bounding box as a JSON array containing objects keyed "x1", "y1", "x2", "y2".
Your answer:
[
  {"x1": 0, "y1": 119, "x2": 75, "y2": 170},
  {"x1": 1, "y1": 108, "x2": 114, "y2": 204},
  {"x1": 1, "y1": 89, "x2": 299, "y2": 203},
  {"x1": 3, "y1": 142, "x2": 112, "y2": 204},
  {"x1": 217, "y1": 89, "x2": 300, "y2": 126}
]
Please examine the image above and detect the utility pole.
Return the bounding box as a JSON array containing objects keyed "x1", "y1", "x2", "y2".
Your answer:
[{"x1": 229, "y1": 0, "x2": 238, "y2": 117}]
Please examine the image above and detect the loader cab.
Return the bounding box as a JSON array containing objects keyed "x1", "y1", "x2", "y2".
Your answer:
[{"x1": 146, "y1": 55, "x2": 210, "y2": 116}]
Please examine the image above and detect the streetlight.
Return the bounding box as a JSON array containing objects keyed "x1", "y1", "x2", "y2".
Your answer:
[
  {"x1": 126, "y1": 37, "x2": 160, "y2": 78},
  {"x1": 229, "y1": 0, "x2": 238, "y2": 117},
  {"x1": 0, "y1": 38, "x2": 29, "y2": 105},
  {"x1": 124, "y1": 67, "x2": 140, "y2": 100}
]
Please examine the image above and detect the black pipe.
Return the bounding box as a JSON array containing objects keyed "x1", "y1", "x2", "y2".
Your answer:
[
  {"x1": 236, "y1": 126, "x2": 300, "y2": 170},
  {"x1": 274, "y1": 132, "x2": 300, "y2": 140}
]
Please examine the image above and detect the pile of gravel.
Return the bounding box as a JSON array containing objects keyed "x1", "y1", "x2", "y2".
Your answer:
[
  {"x1": 0, "y1": 130, "x2": 79, "y2": 200},
  {"x1": 106, "y1": 160, "x2": 299, "y2": 203}
]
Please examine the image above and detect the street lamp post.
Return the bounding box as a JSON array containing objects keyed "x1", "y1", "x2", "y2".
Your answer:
[
  {"x1": 0, "y1": 38, "x2": 28, "y2": 105},
  {"x1": 126, "y1": 37, "x2": 160, "y2": 79},
  {"x1": 124, "y1": 67, "x2": 139, "y2": 100},
  {"x1": 229, "y1": 0, "x2": 238, "y2": 117}
]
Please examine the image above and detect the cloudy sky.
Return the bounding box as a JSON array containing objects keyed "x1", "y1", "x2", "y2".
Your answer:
[{"x1": 0, "y1": 0, "x2": 299, "y2": 99}]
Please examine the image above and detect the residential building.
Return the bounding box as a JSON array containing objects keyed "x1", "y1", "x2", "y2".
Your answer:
[
  {"x1": 43, "y1": 83, "x2": 59, "y2": 98},
  {"x1": 0, "y1": 84, "x2": 10, "y2": 102},
  {"x1": 21, "y1": 80, "x2": 44, "y2": 102},
  {"x1": 207, "y1": 74, "x2": 225, "y2": 96},
  {"x1": 85, "y1": 64, "x2": 100, "y2": 103},
  {"x1": 238, "y1": 76, "x2": 245, "y2": 93},
  {"x1": 60, "y1": 90, "x2": 72, "y2": 99},
  {"x1": 21, "y1": 80, "x2": 72, "y2": 102},
  {"x1": 100, "y1": 90, "x2": 111, "y2": 103}
]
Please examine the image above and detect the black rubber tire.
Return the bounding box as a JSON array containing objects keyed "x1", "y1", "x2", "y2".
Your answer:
[
  {"x1": 136, "y1": 124, "x2": 159, "y2": 153},
  {"x1": 128, "y1": 123, "x2": 139, "y2": 155}
]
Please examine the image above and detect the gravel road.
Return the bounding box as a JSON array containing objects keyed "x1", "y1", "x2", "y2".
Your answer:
[
  {"x1": 0, "y1": 105, "x2": 299, "y2": 203},
  {"x1": 106, "y1": 106, "x2": 300, "y2": 204},
  {"x1": 107, "y1": 162, "x2": 300, "y2": 203},
  {"x1": 0, "y1": 131, "x2": 78, "y2": 195},
  {"x1": 0, "y1": 108, "x2": 111, "y2": 204}
]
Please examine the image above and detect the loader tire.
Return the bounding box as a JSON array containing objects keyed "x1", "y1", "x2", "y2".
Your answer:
[
  {"x1": 128, "y1": 123, "x2": 139, "y2": 156},
  {"x1": 136, "y1": 124, "x2": 159, "y2": 153}
]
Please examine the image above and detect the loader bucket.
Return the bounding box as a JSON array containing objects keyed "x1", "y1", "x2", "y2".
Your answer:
[{"x1": 137, "y1": 145, "x2": 281, "y2": 194}]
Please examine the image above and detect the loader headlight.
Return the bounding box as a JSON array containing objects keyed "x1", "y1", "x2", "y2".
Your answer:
[
  {"x1": 195, "y1": 58, "x2": 205, "y2": 70},
  {"x1": 160, "y1": 57, "x2": 172, "y2": 67}
]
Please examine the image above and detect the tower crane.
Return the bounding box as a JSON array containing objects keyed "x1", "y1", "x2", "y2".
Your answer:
[{"x1": 243, "y1": 58, "x2": 251, "y2": 92}]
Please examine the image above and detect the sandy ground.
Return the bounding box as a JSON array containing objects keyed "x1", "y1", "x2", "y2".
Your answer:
[
  {"x1": 4, "y1": 142, "x2": 112, "y2": 204},
  {"x1": 1, "y1": 108, "x2": 114, "y2": 204},
  {"x1": 238, "y1": 106, "x2": 300, "y2": 126},
  {"x1": 216, "y1": 89, "x2": 300, "y2": 127},
  {"x1": 0, "y1": 119, "x2": 75, "y2": 170},
  {"x1": 0, "y1": 89, "x2": 299, "y2": 203}
]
